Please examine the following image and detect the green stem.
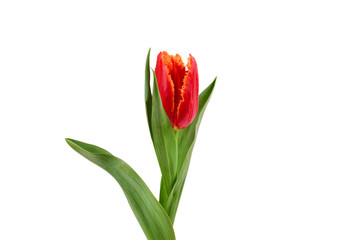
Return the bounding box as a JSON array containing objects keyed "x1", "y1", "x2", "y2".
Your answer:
[{"x1": 159, "y1": 129, "x2": 179, "y2": 211}]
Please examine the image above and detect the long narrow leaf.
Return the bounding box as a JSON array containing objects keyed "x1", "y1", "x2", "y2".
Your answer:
[
  {"x1": 165, "y1": 78, "x2": 217, "y2": 223},
  {"x1": 65, "y1": 138, "x2": 176, "y2": 240},
  {"x1": 145, "y1": 48, "x2": 153, "y2": 139},
  {"x1": 151, "y1": 71, "x2": 178, "y2": 199},
  {"x1": 159, "y1": 176, "x2": 169, "y2": 206}
]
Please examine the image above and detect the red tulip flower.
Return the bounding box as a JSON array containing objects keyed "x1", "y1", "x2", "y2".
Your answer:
[
  {"x1": 155, "y1": 51, "x2": 199, "y2": 130},
  {"x1": 66, "y1": 49, "x2": 216, "y2": 239}
]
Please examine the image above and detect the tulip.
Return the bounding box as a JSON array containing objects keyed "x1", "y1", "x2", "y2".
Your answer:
[
  {"x1": 155, "y1": 51, "x2": 199, "y2": 130},
  {"x1": 66, "y1": 49, "x2": 216, "y2": 239}
]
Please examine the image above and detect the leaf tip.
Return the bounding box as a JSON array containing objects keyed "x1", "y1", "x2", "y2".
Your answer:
[
  {"x1": 65, "y1": 138, "x2": 79, "y2": 151},
  {"x1": 213, "y1": 77, "x2": 217, "y2": 85}
]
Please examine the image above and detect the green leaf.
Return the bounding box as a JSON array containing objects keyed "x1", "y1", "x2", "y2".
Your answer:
[
  {"x1": 159, "y1": 175, "x2": 169, "y2": 206},
  {"x1": 150, "y1": 71, "x2": 178, "y2": 201},
  {"x1": 65, "y1": 138, "x2": 176, "y2": 240},
  {"x1": 164, "y1": 77, "x2": 217, "y2": 223},
  {"x1": 145, "y1": 48, "x2": 153, "y2": 139}
]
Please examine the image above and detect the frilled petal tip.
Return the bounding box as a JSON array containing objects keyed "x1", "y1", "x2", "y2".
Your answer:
[{"x1": 155, "y1": 52, "x2": 199, "y2": 129}]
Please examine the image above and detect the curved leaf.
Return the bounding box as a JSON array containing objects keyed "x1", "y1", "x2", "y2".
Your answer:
[
  {"x1": 165, "y1": 78, "x2": 217, "y2": 223},
  {"x1": 151, "y1": 71, "x2": 178, "y2": 199},
  {"x1": 145, "y1": 48, "x2": 153, "y2": 139},
  {"x1": 65, "y1": 138, "x2": 176, "y2": 240}
]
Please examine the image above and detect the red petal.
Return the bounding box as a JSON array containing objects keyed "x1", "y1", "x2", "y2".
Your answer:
[
  {"x1": 176, "y1": 54, "x2": 199, "y2": 129},
  {"x1": 171, "y1": 54, "x2": 186, "y2": 122},
  {"x1": 155, "y1": 52, "x2": 176, "y2": 127}
]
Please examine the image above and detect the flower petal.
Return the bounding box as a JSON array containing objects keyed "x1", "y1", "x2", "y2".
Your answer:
[
  {"x1": 176, "y1": 54, "x2": 199, "y2": 129},
  {"x1": 155, "y1": 52, "x2": 176, "y2": 127},
  {"x1": 171, "y1": 54, "x2": 186, "y2": 122}
]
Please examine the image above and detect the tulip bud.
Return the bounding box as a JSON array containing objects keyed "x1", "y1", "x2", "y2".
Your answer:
[{"x1": 155, "y1": 51, "x2": 199, "y2": 129}]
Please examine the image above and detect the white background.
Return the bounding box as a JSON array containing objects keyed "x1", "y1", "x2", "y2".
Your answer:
[{"x1": 1, "y1": 0, "x2": 360, "y2": 239}]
